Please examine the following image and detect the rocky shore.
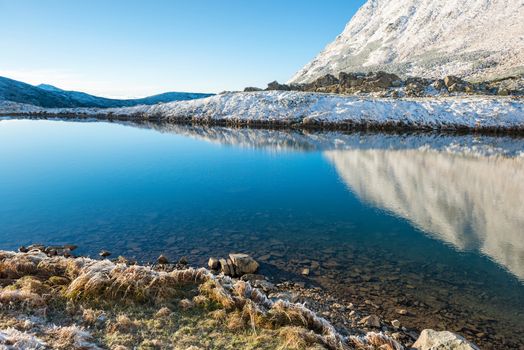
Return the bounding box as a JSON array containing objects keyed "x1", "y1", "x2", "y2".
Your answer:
[{"x1": 0, "y1": 245, "x2": 482, "y2": 350}]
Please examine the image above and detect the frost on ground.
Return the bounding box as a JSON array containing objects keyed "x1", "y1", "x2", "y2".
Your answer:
[
  {"x1": 1, "y1": 91, "x2": 524, "y2": 132},
  {"x1": 0, "y1": 250, "x2": 408, "y2": 350}
]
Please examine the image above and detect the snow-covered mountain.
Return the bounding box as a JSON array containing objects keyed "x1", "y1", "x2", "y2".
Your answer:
[
  {"x1": 290, "y1": 0, "x2": 524, "y2": 84},
  {"x1": 0, "y1": 76, "x2": 212, "y2": 108}
]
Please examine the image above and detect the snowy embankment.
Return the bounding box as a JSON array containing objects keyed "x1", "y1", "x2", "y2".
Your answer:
[{"x1": 1, "y1": 91, "x2": 524, "y2": 132}]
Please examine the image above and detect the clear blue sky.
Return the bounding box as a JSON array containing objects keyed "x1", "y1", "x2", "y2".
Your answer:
[{"x1": 0, "y1": 0, "x2": 365, "y2": 97}]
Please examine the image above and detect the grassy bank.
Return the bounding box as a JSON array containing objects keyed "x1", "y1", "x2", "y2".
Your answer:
[{"x1": 0, "y1": 250, "x2": 404, "y2": 350}]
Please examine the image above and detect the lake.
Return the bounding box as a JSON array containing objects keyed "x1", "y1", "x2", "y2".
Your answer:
[{"x1": 1, "y1": 118, "x2": 523, "y2": 348}]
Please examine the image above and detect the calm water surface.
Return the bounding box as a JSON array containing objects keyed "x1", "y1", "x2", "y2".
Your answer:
[{"x1": 1, "y1": 119, "x2": 523, "y2": 348}]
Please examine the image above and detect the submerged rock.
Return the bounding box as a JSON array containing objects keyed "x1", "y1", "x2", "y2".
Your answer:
[
  {"x1": 413, "y1": 329, "x2": 480, "y2": 350},
  {"x1": 99, "y1": 250, "x2": 111, "y2": 258},
  {"x1": 64, "y1": 244, "x2": 78, "y2": 251},
  {"x1": 359, "y1": 315, "x2": 381, "y2": 328}
]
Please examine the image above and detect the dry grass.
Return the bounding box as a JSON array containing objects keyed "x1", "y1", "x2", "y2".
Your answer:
[
  {"x1": 66, "y1": 260, "x2": 209, "y2": 303},
  {"x1": 48, "y1": 325, "x2": 102, "y2": 350},
  {"x1": 0, "y1": 251, "x2": 405, "y2": 350},
  {"x1": 350, "y1": 332, "x2": 404, "y2": 350},
  {"x1": 0, "y1": 328, "x2": 46, "y2": 349}
]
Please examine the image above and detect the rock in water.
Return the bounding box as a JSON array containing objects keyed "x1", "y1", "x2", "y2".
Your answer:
[
  {"x1": 157, "y1": 255, "x2": 169, "y2": 265},
  {"x1": 208, "y1": 257, "x2": 220, "y2": 270},
  {"x1": 99, "y1": 250, "x2": 111, "y2": 258},
  {"x1": 413, "y1": 329, "x2": 480, "y2": 350},
  {"x1": 359, "y1": 315, "x2": 381, "y2": 328},
  {"x1": 229, "y1": 253, "x2": 259, "y2": 275}
]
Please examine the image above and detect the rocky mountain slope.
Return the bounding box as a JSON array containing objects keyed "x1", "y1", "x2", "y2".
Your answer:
[
  {"x1": 290, "y1": 0, "x2": 524, "y2": 84},
  {"x1": 0, "y1": 76, "x2": 212, "y2": 108}
]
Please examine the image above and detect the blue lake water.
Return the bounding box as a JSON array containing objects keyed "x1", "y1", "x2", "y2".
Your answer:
[{"x1": 0, "y1": 118, "x2": 523, "y2": 348}]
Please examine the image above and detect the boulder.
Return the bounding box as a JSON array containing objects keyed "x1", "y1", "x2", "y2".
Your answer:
[
  {"x1": 312, "y1": 74, "x2": 339, "y2": 88},
  {"x1": 413, "y1": 329, "x2": 480, "y2": 350},
  {"x1": 444, "y1": 76, "x2": 465, "y2": 88},
  {"x1": 99, "y1": 250, "x2": 111, "y2": 258},
  {"x1": 244, "y1": 87, "x2": 262, "y2": 92},
  {"x1": 266, "y1": 81, "x2": 290, "y2": 91},
  {"x1": 366, "y1": 71, "x2": 402, "y2": 89},
  {"x1": 229, "y1": 253, "x2": 259, "y2": 275},
  {"x1": 359, "y1": 315, "x2": 381, "y2": 328},
  {"x1": 339, "y1": 72, "x2": 366, "y2": 88},
  {"x1": 406, "y1": 82, "x2": 425, "y2": 97},
  {"x1": 208, "y1": 257, "x2": 220, "y2": 270},
  {"x1": 157, "y1": 255, "x2": 169, "y2": 265},
  {"x1": 219, "y1": 258, "x2": 230, "y2": 275},
  {"x1": 432, "y1": 79, "x2": 446, "y2": 90},
  {"x1": 497, "y1": 88, "x2": 510, "y2": 96},
  {"x1": 448, "y1": 83, "x2": 466, "y2": 93}
]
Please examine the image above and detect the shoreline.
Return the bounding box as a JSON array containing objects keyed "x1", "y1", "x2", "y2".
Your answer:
[
  {"x1": 0, "y1": 246, "x2": 481, "y2": 350},
  {"x1": 2, "y1": 92, "x2": 524, "y2": 135}
]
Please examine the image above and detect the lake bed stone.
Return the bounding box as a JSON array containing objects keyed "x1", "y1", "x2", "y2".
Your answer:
[{"x1": 413, "y1": 329, "x2": 480, "y2": 350}]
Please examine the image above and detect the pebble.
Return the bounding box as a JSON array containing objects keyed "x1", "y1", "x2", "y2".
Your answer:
[
  {"x1": 397, "y1": 308, "x2": 409, "y2": 315},
  {"x1": 301, "y1": 268, "x2": 310, "y2": 276},
  {"x1": 392, "y1": 319, "x2": 401, "y2": 328}
]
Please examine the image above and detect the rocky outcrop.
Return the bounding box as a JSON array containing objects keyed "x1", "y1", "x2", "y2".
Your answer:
[
  {"x1": 266, "y1": 81, "x2": 291, "y2": 91},
  {"x1": 256, "y1": 72, "x2": 524, "y2": 98},
  {"x1": 413, "y1": 329, "x2": 480, "y2": 350}
]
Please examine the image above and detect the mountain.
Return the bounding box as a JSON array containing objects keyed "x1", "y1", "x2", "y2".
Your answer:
[
  {"x1": 290, "y1": 0, "x2": 524, "y2": 84},
  {"x1": 0, "y1": 76, "x2": 212, "y2": 108}
]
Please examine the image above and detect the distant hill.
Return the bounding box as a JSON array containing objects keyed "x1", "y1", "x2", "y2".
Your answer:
[
  {"x1": 0, "y1": 76, "x2": 213, "y2": 108},
  {"x1": 290, "y1": 0, "x2": 524, "y2": 83}
]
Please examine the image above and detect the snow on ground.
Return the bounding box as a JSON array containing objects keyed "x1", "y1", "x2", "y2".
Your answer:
[{"x1": 1, "y1": 91, "x2": 524, "y2": 131}]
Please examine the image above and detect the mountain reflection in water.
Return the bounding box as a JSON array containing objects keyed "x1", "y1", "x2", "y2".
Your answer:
[
  {"x1": 142, "y1": 123, "x2": 524, "y2": 281},
  {"x1": 325, "y1": 149, "x2": 524, "y2": 281}
]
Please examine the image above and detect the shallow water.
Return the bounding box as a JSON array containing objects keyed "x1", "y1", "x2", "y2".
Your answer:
[{"x1": 1, "y1": 119, "x2": 523, "y2": 348}]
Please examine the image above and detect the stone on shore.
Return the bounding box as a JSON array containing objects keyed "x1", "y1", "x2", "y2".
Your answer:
[
  {"x1": 229, "y1": 253, "x2": 259, "y2": 275},
  {"x1": 157, "y1": 255, "x2": 169, "y2": 265},
  {"x1": 359, "y1": 315, "x2": 381, "y2": 328},
  {"x1": 413, "y1": 329, "x2": 480, "y2": 350},
  {"x1": 208, "y1": 257, "x2": 220, "y2": 270}
]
